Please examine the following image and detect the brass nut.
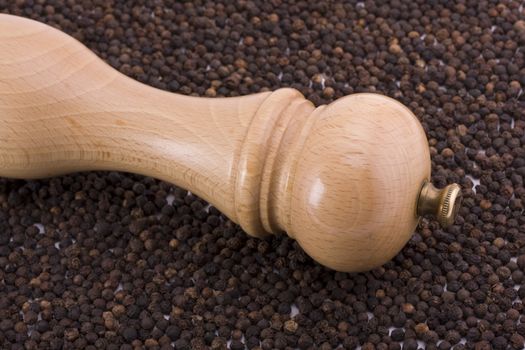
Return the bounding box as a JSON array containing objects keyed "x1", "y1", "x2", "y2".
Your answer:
[{"x1": 417, "y1": 182, "x2": 462, "y2": 227}]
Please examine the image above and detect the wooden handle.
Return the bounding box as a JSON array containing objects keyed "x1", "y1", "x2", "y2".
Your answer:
[{"x1": 0, "y1": 14, "x2": 460, "y2": 272}]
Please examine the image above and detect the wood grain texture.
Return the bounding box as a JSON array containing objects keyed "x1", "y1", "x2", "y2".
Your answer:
[
  {"x1": 287, "y1": 94, "x2": 430, "y2": 271},
  {"x1": 0, "y1": 14, "x2": 432, "y2": 272},
  {"x1": 0, "y1": 13, "x2": 273, "y2": 224}
]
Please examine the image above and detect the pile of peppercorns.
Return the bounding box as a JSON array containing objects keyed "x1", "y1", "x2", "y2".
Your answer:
[{"x1": 1, "y1": 1, "x2": 525, "y2": 349}]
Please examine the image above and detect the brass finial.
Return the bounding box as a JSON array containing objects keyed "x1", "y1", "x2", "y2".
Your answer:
[{"x1": 417, "y1": 182, "x2": 462, "y2": 227}]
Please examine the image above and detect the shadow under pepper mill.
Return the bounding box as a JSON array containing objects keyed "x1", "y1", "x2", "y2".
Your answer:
[{"x1": 0, "y1": 14, "x2": 462, "y2": 272}]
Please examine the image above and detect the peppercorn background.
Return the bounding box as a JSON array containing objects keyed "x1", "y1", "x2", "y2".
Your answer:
[{"x1": 1, "y1": 1, "x2": 525, "y2": 349}]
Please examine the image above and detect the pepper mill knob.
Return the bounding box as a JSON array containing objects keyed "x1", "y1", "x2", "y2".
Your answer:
[
  {"x1": 418, "y1": 182, "x2": 462, "y2": 228},
  {"x1": 0, "y1": 14, "x2": 461, "y2": 272}
]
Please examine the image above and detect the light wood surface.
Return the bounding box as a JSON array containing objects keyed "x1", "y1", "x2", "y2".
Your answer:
[{"x1": 0, "y1": 14, "x2": 433, "y2": 272}]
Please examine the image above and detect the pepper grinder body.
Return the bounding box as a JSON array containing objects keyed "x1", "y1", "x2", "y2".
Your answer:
[{"x1": 0, "y1": 14, "x2": 459, "y2": 272}]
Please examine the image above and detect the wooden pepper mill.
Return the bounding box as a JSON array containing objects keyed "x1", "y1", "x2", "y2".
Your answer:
[{"x1": 0, "y1": 14, "x2": 461, "y2": 272}]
